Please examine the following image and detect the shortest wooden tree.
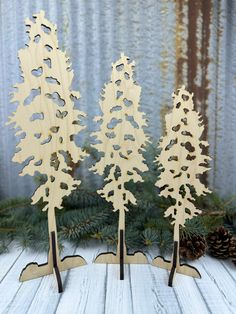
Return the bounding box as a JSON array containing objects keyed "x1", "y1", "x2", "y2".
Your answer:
[
  {"x1": 90, "y1": 53, "x2": 149, "y2": 279},
  {"x1": 8, "y1": 11, "x2": 87, "y2": 292},
  {"x1": 152, "y1": 86, "x2": 211, "y2": 286}
]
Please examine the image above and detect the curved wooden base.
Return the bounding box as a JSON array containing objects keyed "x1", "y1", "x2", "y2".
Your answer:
[
  {"x1": 152, "y1": 256, "x2": 201, "y2": 286},
  {"x1": 20, "y1": 231, "x2": 87, "y2": 292},
  {"x1": 20, "y1": 255, "x2": 86, "y2": 292},
  {"x1": 94, "y1": 251, "x2": 149, "y2": 264},
  {"x1": 95, "y1": 250, "x2": 148, "y2": 280},
  {"x1": 95, "y1": 229, "x2": 148, "y2": 280},
  {"x1": 20, "y1": 255, "x2": 87, "y2": 282}
]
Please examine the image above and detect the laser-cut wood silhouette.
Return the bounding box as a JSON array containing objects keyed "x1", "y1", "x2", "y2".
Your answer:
[
  {"x1": 152, "y1": 86, "x2": 211, "y2": 286},
  {"x1": 90, "y1": 53, "x2": 149, "y2": 279},
  {"x1": 7, "y1": 10, "x2": 86, "y2": 293}
]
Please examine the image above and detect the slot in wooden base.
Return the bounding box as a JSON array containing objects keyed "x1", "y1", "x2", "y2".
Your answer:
[
  {"x1": 19, "y1": 231, "x2": 86, "y2": 293},
  {"x1": 152, "y1": 241, "x2": 201, "y2": 287},
  {"x1": 94, "y1": 229, "x2": 148, "y2": 280}
]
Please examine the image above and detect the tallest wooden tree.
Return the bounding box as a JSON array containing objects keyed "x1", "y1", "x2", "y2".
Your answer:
[
  {"x1": 8, "y1": 11, "x2": 86, "y2": 292},
  {"x1": 152, "y1": 86, "x2": 211, "y2": 286}
]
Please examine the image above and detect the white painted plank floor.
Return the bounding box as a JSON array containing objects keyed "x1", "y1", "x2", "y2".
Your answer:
[{"x1": 0, "y1": 243, "x2": 236, "y2": 314}]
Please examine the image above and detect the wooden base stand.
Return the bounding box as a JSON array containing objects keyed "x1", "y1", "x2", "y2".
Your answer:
[
  {"x1": 19, "y1": 231, "x2": 86, "y2": 293},
  {"x1": 152, "y1": 241, "x2": 201, "y2": 287},
  {"x1": 94, "y1": 229, "x2": 148, "y2": 280}
]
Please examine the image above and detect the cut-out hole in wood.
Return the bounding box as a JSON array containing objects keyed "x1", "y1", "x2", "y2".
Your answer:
[
  {"x1": 30, "y1": 112, "x2": 44, "y2": 121},
  {"x1": 115, "y1": 79, "x2": 121, "y2": 86},
  {"x1": 47, "y1": 92, "x2": 65, "y2": 107},
  {"x1": 24, "y1": 88, "x2": 41, "y2": 105},
  {"x1": 124, "y1": 134, "x2": 135, "y2": 141},
  {"x1": 34, "y1": 133, "x2": 41, "y2": 139},
  {"x1": 34, "y1": 159, "x2": 42, "y2": 166},
  {"x1": 44, "y1": 58, "x2": 52, "y2": 68},
  {"x1": 56, "y1": 110, "x2": 68, "y2": 119},
  {"x1": 46, "y1": 77, "x2": 60, "y2": 85},
  {"x1": 110, "y1": 105, "x2": 122, "y2": 113},
  {"x1": 116, "y1": 90, "x2": 123, "y2": 99},
  {"x1": 32, "y1": 67, "x2": 43, "y2": 77},
  {"x1": 107, "y1": 118, "x2": 122, "y2": 129},
  {"x1": 184, "y1": 142, "x2": 195, "y2": 152},
  {"x1": 125, "y1": 115, "x2": 139, "y2": 129},
  {"x1": 45, "y1": 44, "x2": 53, "y2": 52},
  {"x1": 34, "y1": 34, "x2": 41, "y2": 43},
  {"x1": 124, "y1": 72, "x2": 130, "y2": 80},
  {"x1": 123, "y1": 98, "x2": 133, "y2": 107},
  {"x1": 172, "y1": 125, "x2": 180, "y2": 132},
  {"x1": 41, "y1": 135, "x2": 52, "y2": 145},
  {"x1": 181, "y1": 130, "x2": 192, "y2": 137},
  {"x1": 116, "y1": 63, "x2": 124, "y2": 71},
  {"x1": 105, "y1": 131, "x2": 116, "y2": 139},
  {"x1": 182, "y1": 94, "x2": 189, "y2": 101},
  {"x1": 50, "y1": 126, "x2": 59, "y2": 133},
  {"x1": 165, "y1": 138, "x2": 177, "y2": 151},
  {"x1": 41, "y1": 23, "x2": 51, "y2": 34},
  {"x1": 181, "y1": 117, "x2": 187, "y2": 125}
]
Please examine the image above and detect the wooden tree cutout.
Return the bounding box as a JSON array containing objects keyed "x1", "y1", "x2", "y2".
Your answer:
[
  {"x1": 90, "y1": 53, "x2": 149, "y2": 279},
  {"x1": 7, "y1": 11, "x2": 87, "y2": 292},
  {"x1": 152, "y1": 86, "x2": 211, "y2": 286}
]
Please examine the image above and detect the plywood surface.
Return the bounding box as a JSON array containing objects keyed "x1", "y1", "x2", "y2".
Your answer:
[
  {"x1": 90, "y1": 53, "x2": 149, "y2": 265},
  {"x1": 7, "y1": 10, "x2": 87, "y2": 283},
  {"x1": 153, "y1": 86, "x2": 211, "y2": 283}
]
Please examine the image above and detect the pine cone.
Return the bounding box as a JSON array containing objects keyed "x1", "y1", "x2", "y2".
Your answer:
[
  {"x1": 207, "y1": 227, "x2": 232, "y2": 259},
  {"x1": 180, "y1": 235, "x2": 207, "y2": 260},
  {"x1": 229, "y1": 237, "x2": 236, "y2": 266}
]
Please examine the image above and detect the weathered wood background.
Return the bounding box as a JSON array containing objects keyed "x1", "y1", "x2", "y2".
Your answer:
[{"x1": 0, "y1": 0, "x2": 235, "y2": 198}]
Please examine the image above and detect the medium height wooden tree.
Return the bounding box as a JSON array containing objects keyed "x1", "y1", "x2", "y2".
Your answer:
[
  {"x1": 91, "y1": 53, "x2": 149, "y2": 279},
  {"x1": 152, "y1": 86, "x2": 211, "y2": 286},
  {"x1": 8, "y1": 11, "x2": 86, "y2": 292}
]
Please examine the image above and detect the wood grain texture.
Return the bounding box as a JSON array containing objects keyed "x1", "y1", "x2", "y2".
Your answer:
[
  {"x1": 130, "y1": 263, "x2": 181, "y2": 314},
  {"x1": 0, "y1": 243, "x2": 23, "y2": 282},
  {"x1": 198, "y1": 255, "x2": 236, "y2": 311},
  {"x1": 153, "y1": 86, "x2": 211, "y2": 282},
  {"x1": 2, "y1": 244, "x2": 236, "y2": 314},
  {"x1": 1, "y1": 252, "x2": 47, "y2": 313},
  {"x1": 0, "y1": 250, "x2": 42, "y2": 312},
  {"x1": 91, "y1": 53, "x2": 149, "y2": 265},
  {"x1": 25, "y1": 245, "x2": 76, "y2": 314},
  {"x1": 56, "y1": 244, "x2": 107, "y2": 314},
  {"x1": 191, "y1": 260, "x2": 234, "y2": 313},
  {"x1": 105, "y1": 264, "x2": 133, "y2": 314},
  {"x1": 7, "y1": 10, "x2": 86, "y2": 284}
]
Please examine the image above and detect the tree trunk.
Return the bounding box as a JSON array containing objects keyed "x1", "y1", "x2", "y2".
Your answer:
[
  {"x1": 47, "y1": 207, "x2": 60, "y2": 268},
  {"x1": 117, "y1": 209, "x2": 126, "y2": 256},
  {"x1": 173, "y1": 223, "x2": 180, "y2": 267}
]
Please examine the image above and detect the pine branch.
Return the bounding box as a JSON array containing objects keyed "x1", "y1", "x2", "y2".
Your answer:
[
  {"x1": 59, "y1": 207, "x2": 110, "y2": 243},
  {"x1": 0, "y1": 198, "x2": 31, "y2": 213},
  {"x1": 181, "y1": 217, "x2": 206, "y2": 238},
  {"x1": 98, "y1": 225, "x2": 118, "y2": 246}
]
